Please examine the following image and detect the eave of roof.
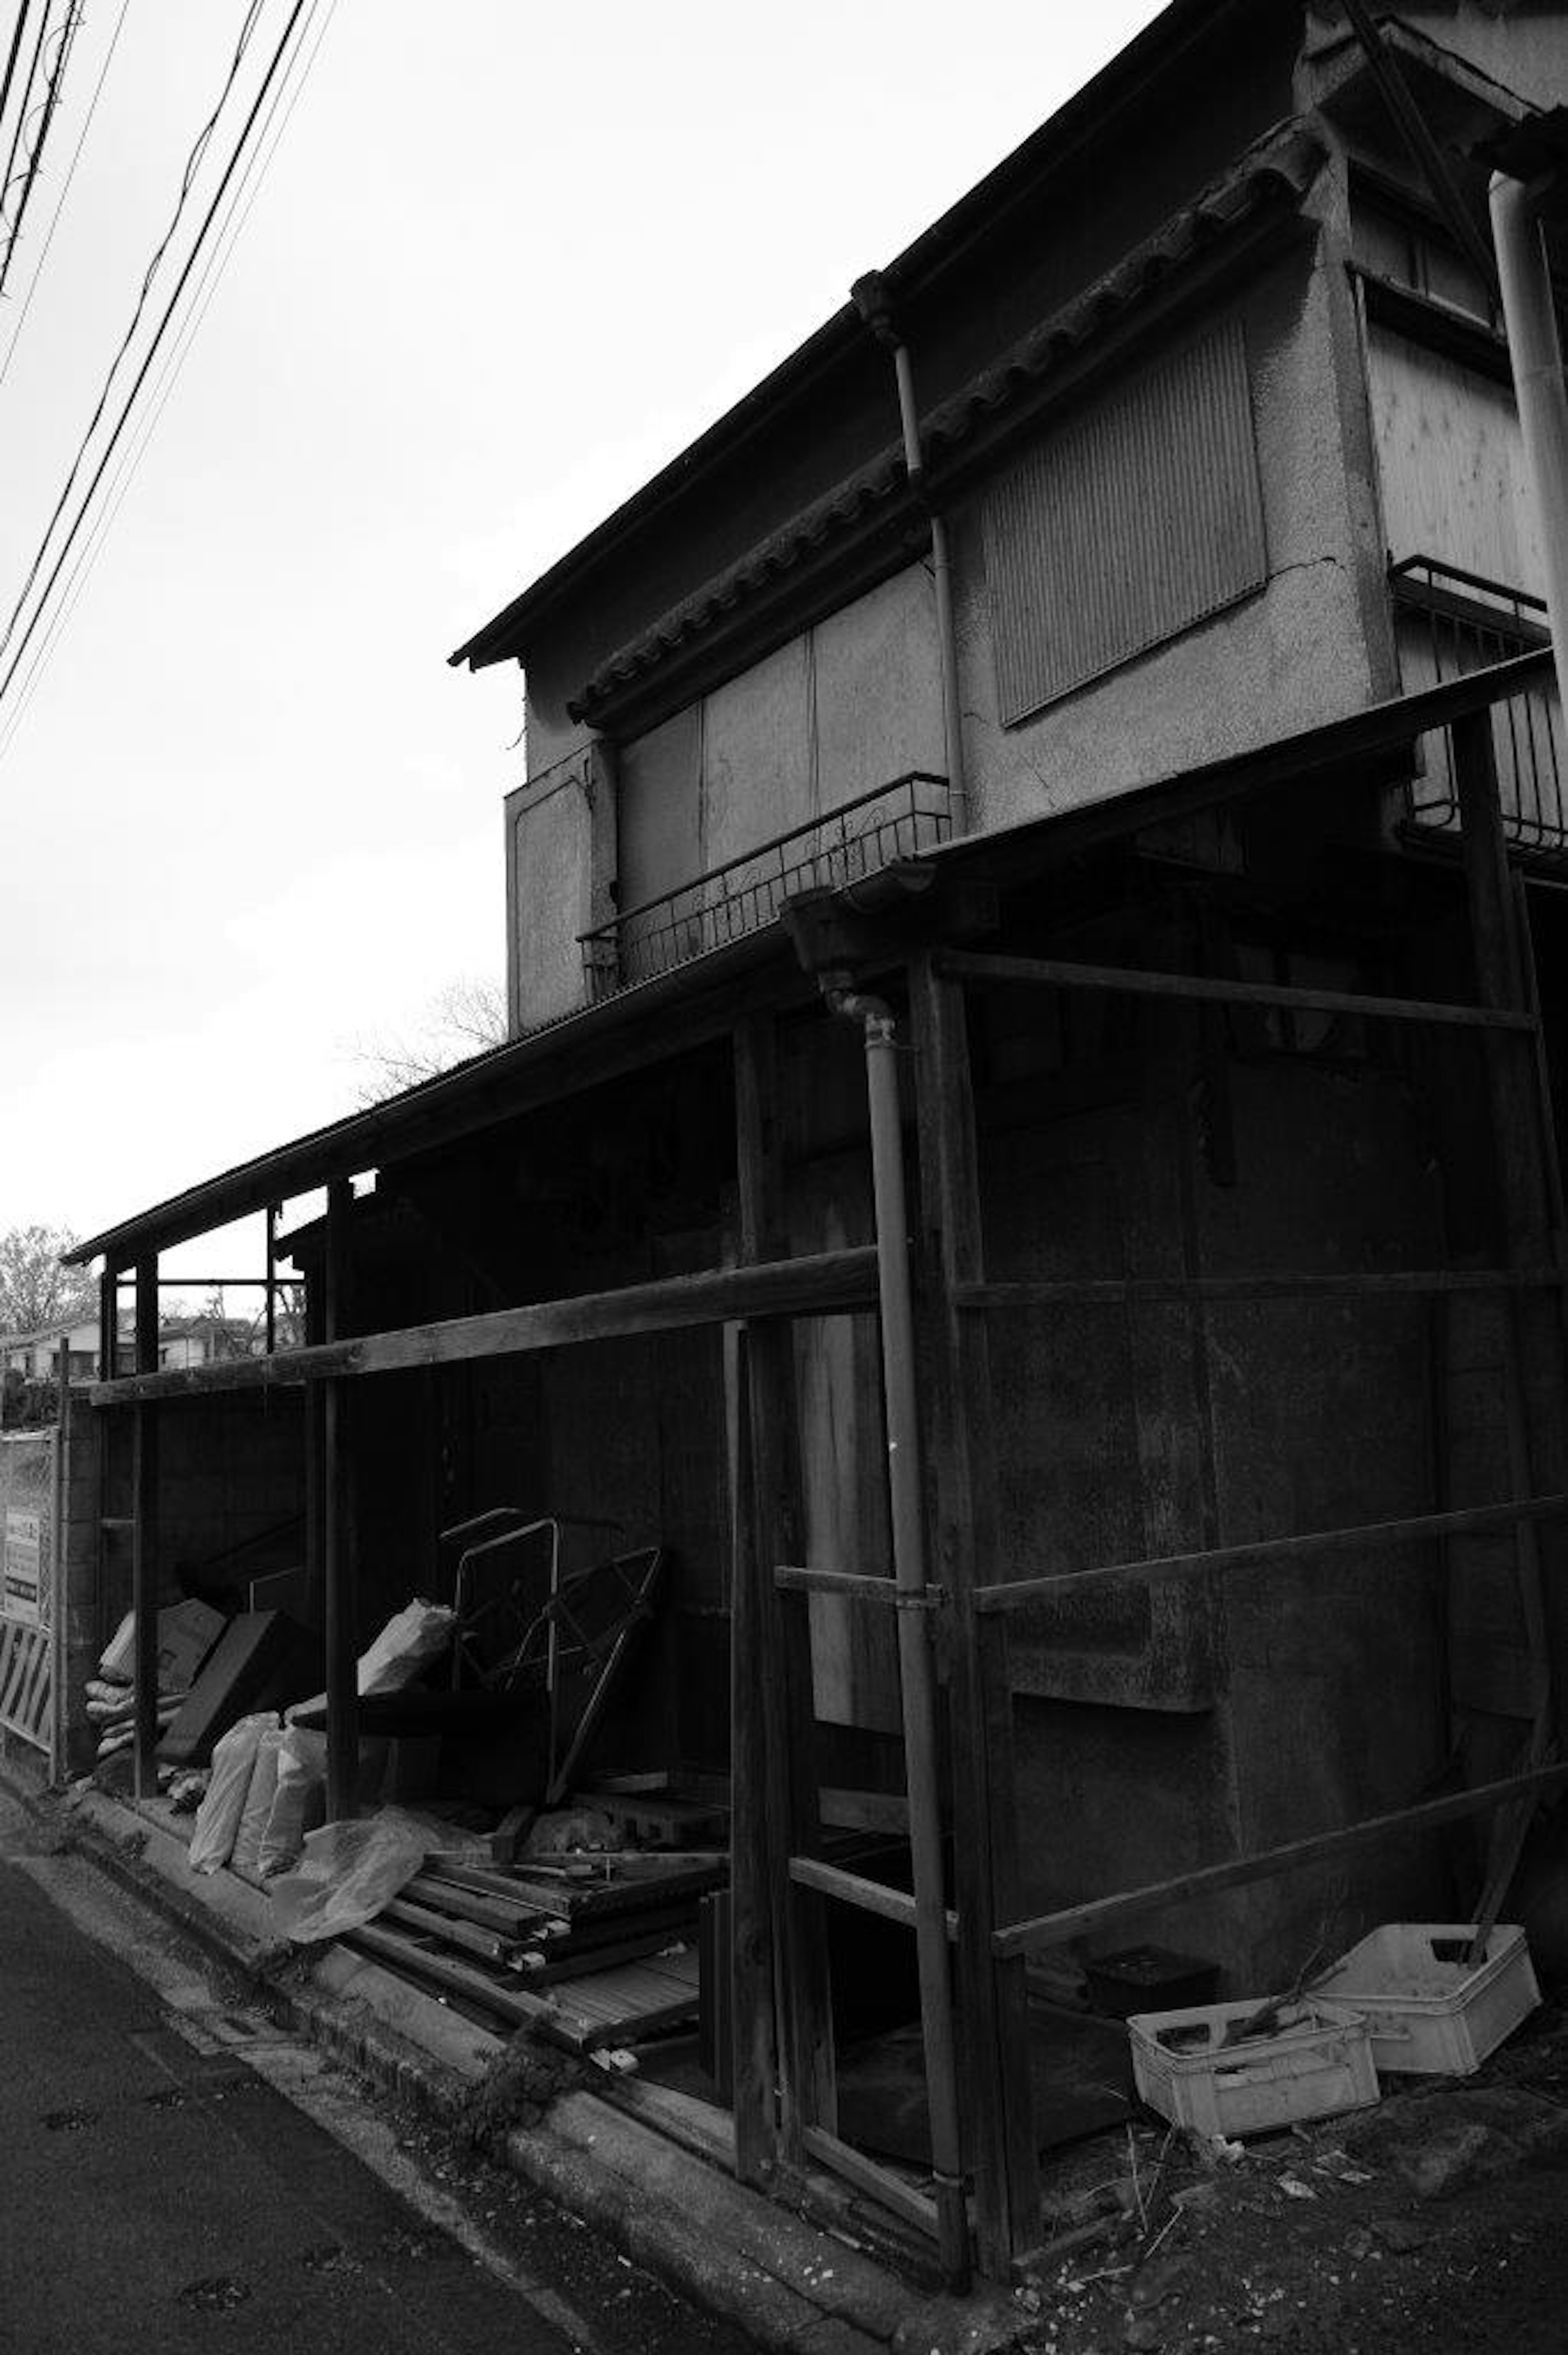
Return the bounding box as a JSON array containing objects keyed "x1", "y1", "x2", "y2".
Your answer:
[
  {"x1": 447, "y1": 0, "x2": 1271, "y2": 676},
  {"x1": 568, "y1": 117, "x2": 1326, "y2": 731},
  {"x1": 67, "y1": 648, "x2": 1549, "y2": 1275}
]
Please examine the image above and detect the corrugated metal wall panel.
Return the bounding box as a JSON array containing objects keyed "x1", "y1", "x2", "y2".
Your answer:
[{"x1": 986, "y1": 319, "x2": 1268, "y2": 724}]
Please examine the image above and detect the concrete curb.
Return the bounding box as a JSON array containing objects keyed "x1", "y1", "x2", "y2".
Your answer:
[{"x1": 8, "y1": 1764, "x2": 1024, "y2": 2355}]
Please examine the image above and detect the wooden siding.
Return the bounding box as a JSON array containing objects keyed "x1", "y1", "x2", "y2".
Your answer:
[{"x1": 985, "y1": 318, "x2": 1268, "y2": 723}]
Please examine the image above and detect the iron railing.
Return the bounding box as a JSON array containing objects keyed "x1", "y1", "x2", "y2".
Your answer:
[
  {"x1": 579, "y1": 769, "x2": 955, "y2": 998},
  {"x1": 1390, "y1": 555, "x2": 1566, "y2": 855}
]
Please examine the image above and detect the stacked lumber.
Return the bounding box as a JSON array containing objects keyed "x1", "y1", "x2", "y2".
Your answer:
[{"x1": 346, "y1": 1851, "x2": 726, "y2": 2054}]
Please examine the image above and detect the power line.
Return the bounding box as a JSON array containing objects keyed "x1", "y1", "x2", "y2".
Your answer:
[
  {"x1": 0, "y1": 5, "x2": 36, "y2": 161},
  {"x1": 0, "y1": 0, "x2": 51, "y2": 259},
  {"x1": 0, "y1": 0, "x2": 82, "y2": 299},
  {"x1": 0, "y1": 0, "x2": 133, "y2": 395},
  {"x1": 0, "y1": 0, "x2": 334, "y2": 764},
  {"x1": 0, "y1": 0, "x2": 280, "y2": 686}
]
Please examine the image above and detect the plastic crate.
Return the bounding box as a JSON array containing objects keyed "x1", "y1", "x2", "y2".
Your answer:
[
  {"x1": 1312, "y1": 1923, "x2": 1539, "y2": 2077},
  {"x1": 1128, "y1": 1996, "x2": 1378, "y2": 2139}
]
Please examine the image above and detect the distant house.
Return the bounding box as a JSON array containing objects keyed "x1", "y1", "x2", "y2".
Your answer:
[
  {"x1": 154, "y1": 1314, "x2": 256, "y2": 1372},
  {"x1": 0, "y1": 1317, "x2": 99, "y2": 1388}
]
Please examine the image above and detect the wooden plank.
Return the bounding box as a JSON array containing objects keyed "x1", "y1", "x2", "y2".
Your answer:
[
  {"x1": 935, "y1": 947, "x2": 1536, "y2": 1033},
  {"x1": 955, "y1": 1268, "x2": 1567, "y2": 1307},
  {"x1": 819, "y1": 1787, "x2": 911, "y2": 1835},
  {"x1": 344, "y1": 1922, "x2": 564, "y2": 2030},
  {"x1": 323, "y1": 1177, "x2": 358, "y2": 1825},
  {"x1": 973, "y1": 1493, "x2": 1568, "y2": 1613},
  {"x1": 800, "y1": 2124, "x2": 943, "y2": 2241},
  {"x1": 773, "y1": 1565, "x2": 939, "y2": 1606},
  {"x1": 85, "y1": 1245, "x2": 882, "y2": 1406},
  {"x1": 788, "y1": 1853, "x2": 958, "y2": 1935},
  {"x1": 381, "y1": 1896, "x2": 520, "y2": 1965},
  {"x1": 993, "y1": 1761, "x2": 1568, "y2": 1959},
  {"x1": 909, "y1": 950, "x2": 1039, "y2": 2279},
  {"x1": 132, "y1": 1256, "x2": 160, "y2": 1802},
  {"x1": 405, "y1": 1873, "x2": 563, "y2": 1935}
]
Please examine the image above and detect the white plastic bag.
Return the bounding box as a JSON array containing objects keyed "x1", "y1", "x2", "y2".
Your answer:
[
  {"x1": 187, "y1": 1713, "x2": 277, "y2": 1874},
  {"x1": 258, "y1": 1727, "x2": 327, "y2": 1879},
  {"x1": 268, "y1": 1806, "x2": 442, "y2": 1942},
  {"x1": 229, "y1": 1728, "x2": 285, "y2": 1883},
  {"x1": 285, "y1": 1599, "x2": 455, "y2": 1728}
]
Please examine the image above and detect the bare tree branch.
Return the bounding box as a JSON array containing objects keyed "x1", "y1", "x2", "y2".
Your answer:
[{"x1": 343, "y1": 977, "x2": 508, "y2": 1106}]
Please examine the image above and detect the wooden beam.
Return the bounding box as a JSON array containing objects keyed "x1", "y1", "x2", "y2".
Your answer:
[
  {"x1": 935, "y1": 947, "x2": 1536, "y2": 1032},
  {"x1": 993, "y1": 1762, "x2": 1568, "y2": 1959},
  {"x1": 132, "y1": 1258, "x2": 159, "y2": 1800},
  {"x1": 85, "y1": 1246, "x2": 881, "y2": 1407},
  {"x1": 955, "y1": 1268, "x2": 1568, "y2": 1308},
  {"x1": 323, "y1": 1178, "x2": 358, "y2": 1825},
  {"x1": 973, "y1": 1493, "x2": 1568, "y2": 1613},
  {"x1": 800, "y1": 2125, "x2": 943, "y2": 2240},
  {"x1": 774, "y1": 1564, "x2": 937, "y2": 1606},
  {"x1": 909, "y1": 952, "x2": 1038, "y2": 2277}
]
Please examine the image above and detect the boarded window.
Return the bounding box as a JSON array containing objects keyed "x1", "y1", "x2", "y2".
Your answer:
[{"x1": 985, "y1": 318, "x2": 1267, "y2": 723}]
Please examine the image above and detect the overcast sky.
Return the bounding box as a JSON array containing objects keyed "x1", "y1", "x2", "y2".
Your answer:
[{"x1": 0, "y1": 0, "x2": 1166, "y2": 1278}]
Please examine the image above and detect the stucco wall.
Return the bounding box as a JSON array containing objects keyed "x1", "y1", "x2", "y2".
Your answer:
[{"x1": 504, "y1": 740, "x2": 615, "y2": 1031}]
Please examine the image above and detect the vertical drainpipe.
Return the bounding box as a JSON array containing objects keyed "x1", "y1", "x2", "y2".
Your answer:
[
  {"x1": 1490, "y1": 174, "x2": 1568, "y2": 712},
  {"x1": 826, "y1": 977, "x2": 971, "y2": 2291},
  {"x1": 850, "y1": 272, "x2": 968, "y2": 821}
]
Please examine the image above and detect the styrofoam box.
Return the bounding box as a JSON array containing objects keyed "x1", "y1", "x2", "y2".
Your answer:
[
  {"x1": 1128, "y1": 1997, "x2": 1379, "y2": 2139},
  {"x1": 1312, "y1": 1923, "x2": 1540, "y2": 2077}
]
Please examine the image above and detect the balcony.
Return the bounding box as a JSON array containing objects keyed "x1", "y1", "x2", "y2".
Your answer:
[
  {"x1": 579, "y1": 769, "x2": 956, "y2": 1001},
  {"x1": 1390, "y1": 555, "x2": 1566, "y2": 857}
]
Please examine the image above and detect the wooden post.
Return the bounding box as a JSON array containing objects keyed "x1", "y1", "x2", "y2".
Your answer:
[
  {"x1": 909, "y1": 952, "x2": 1039, "y2": 2277},
  {"x1": 132, "y1": 1257, "x2": 160, "y2": 1801},
  {"x1": 732, "y1": 1015, "x2": 836, "y2": 2169},
  {"x1": 1454, "y1": 712, "x2": 1564, "y2": 1921},
  {"x1": 322, "y1": 1178, "x2": 359, "y2": 1823}
]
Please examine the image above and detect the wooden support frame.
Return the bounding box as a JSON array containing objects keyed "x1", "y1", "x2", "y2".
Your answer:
[
  {"x1": 731, "y1": 1015, "x2": 837, "y2": 2177},
  {"x1": 86, "y1": 1246, "x2": 881, "y2": 1407},
  {"x1": 935, "y1": 946, "x2": 1536, "y2": 1032},
  {"x1": 993, "y1": 1760, "x2": 1568, "y2": 1958},
  {"x1": 321, "y1": 1178, "x2": 358, "y2": 1824},
  {"x1": 131, "y1": 1258, "x2": 159, "y2": 1800},
  {"x1": 908, "y1": 950, "x2": 1039, "y2": 2277}
]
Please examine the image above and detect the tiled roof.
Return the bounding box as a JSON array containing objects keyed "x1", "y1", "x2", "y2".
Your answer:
[{"x1": 570, "y1": 119, "x2": 1325, "y2": 727}]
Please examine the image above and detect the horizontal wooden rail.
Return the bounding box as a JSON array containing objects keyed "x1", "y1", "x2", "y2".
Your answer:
[
  {"x1": 956, "y1": 1267, "x2": 1567, "y2": 1309},
  {"x1": 935, "y1": 948, "x2": 1535, "y2": 1032},
  {"x1": 788, "y1": 1854, "x2": 959, "y2": 1939},
  {"x1": 993, "y1": 1761, "x2": 1568, "y2": 1959},
  {"x1": 86, "y1": 1246, "x2": 881, "y2": 1406},
  {"x1": 774, "y1": 1565, "x2": 940, "y2": 1607},
  {"x1": 800, "y1": 2124, "x2": 943, "y2": 2239},
  {"x1": 973, "y1": 1493, "x2": 1568, "y2": 1612}
]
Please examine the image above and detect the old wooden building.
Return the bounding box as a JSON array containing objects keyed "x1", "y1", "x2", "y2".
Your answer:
[{"x1": 62, "y1": 0, "x2": 1568, "y2": 2288}]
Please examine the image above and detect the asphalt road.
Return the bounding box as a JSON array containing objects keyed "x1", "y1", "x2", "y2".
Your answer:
[{"x1": 0, "y1": 1790, "x2": 757, "y2": 2355}]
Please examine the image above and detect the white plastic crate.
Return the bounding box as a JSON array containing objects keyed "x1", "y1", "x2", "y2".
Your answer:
[
  {"x1": 1312, "y1": 1922, "x2": 1539, "y2": 2077},
  {"x1": 1128, "y1": 1996, "x2": 1378, "y2": 2139}
]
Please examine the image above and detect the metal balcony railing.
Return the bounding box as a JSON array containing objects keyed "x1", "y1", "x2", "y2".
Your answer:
[
  {"x1": 579, "y1": 769, "x2": 955, "y2": 999},
  {"x1": 1390, "y1": 554, "x2": 1567, "y2": 856}
]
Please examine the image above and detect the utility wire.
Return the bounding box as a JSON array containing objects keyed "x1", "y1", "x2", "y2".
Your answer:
[
  {"x1": 0, "y1": 0, "x2": 284, "y2": 688},
  {"x1": 0, "y1": 1, "x2": 81, "y2": 299},
  {"x1": 0, "y1": 4, "x2": 35, "y2": 162},
  {"x1": 0, "y1": 0, "x2": 332, "y2": 761},
  {"x1": 0, "y1": 0, "x2": 51, "y2": 263},
  {"x1": 0, "y1": 0, "x2": 133, "y2": 394}
]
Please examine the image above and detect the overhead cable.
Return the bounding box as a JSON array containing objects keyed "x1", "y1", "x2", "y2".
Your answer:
[
  {"x1": 0, "y1": 0, "x2": 336, "y2": 765},
  {"x1": 0, "y1": 1, "x2": 82, "y2": 299},
  {"x1": 0, "y1": 0, "x2": 51, "y2": 260},
  {"x1": 0, "y1": 0, "x2": 134, "y2": 395},
  {"x1": 0, "y1": 5, "x2": 36, "y2": 160},
  {"x1": 0, "y1": 0, "x2": 296, "y2": 700}
]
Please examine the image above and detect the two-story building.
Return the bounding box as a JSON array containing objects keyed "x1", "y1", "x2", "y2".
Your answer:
[{"x1": 60, "y1": 0, "x2": 1568, "y2": 2287}]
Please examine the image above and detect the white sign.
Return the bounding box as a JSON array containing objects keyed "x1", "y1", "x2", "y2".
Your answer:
[{"x1": 3, "y1": 1509, "x2": 41, "y2": 1624}]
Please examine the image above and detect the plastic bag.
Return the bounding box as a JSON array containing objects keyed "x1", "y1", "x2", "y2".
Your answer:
[
  {"x1": 285, "y1": 1599, "x2": 455, "y2": 1728},
  {"x1": 268, "y1": 1806, "x2": 445, "y2": 1943},
  {"x1": 258, "y1": 1727, "x2": 327, "y2": 1879},
  {"x1": 187, "y1": 1713, "x2": 277, "y2": 1874},
  {"x1": 229, "y1": 1728, "x2": 285, "y2": 1883}
]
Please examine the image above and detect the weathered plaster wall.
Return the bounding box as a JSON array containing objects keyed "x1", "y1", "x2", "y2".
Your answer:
[
  {"x1": 956, "y1": 246, "x2": 1373, "y2": 833},
  {"x1": 504, "y1": 740, "x2": 616, "y2": 1032}
]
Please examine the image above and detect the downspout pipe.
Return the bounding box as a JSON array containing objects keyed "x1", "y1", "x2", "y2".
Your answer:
[
  {"x1": 824, "y1": 975, "x2": 971, "y2": 2291},
  {"x1": 1490, "y1": 173, "x2": 1568, "y2": 714},
  {"x1": 850, "y1": 272, "x2": 968, "y2": 821}
]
